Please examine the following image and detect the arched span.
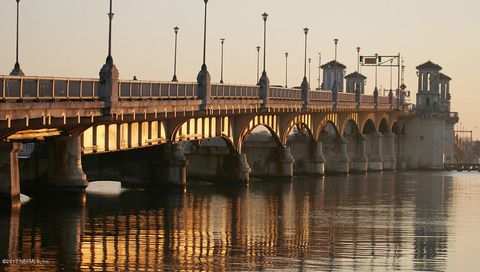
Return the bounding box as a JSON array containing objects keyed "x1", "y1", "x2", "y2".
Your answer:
[
  {"x1": 362, "y1": 119, "x2": 376, "y2": 134},
  {"x1": 238, "y1": 124, "x2": 282, "y2": 153},
  {"x1": 341, "y1": 119, "x2": 361, "y2": 136},
  {"x1": 171, "y1": 116, "x2": 233, "y2": 143},
  {"x1": 282, "y1": 114, "x2": 314, "y2": 145},
  {"x1": 379, "y1": 118, "x2": 390, "y2": 134},
  {"x1": 315, "y1": 113, "x2": 340, "y2": 139},
  {"x1": 318, "y1": 120, "x2": 341, "y2": 139}
]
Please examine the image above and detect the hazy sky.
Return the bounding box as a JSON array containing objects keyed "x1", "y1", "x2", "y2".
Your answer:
[{"x1": 1, "y1": 0, "x2": 479, "y2": 137}]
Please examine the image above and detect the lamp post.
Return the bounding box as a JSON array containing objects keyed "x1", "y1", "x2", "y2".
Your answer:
[
  {"x1": 356, "y1": 46, "x2": 361, "y2": 73},
  {"x1": 10, "y1": 0, "x2": 24, "y2": 76},
  {"x1": 261, "y1": 12, "x2": 268, "y2": 77},
  {"x1": 107, "y1": 0, "x2": 114, "y2": 63},
  {"x1": 256, "y1": 46, "x2": 261, "y2": 83},
  {"x1": 333, "y1": 38, "x2": 339, "y2": 91},
  {"x1": 201, "y1": 0, "x2": 208, "y2": 70},
  {"x1": 285, "y1": 52, "x2": 288, "y2": 88},
  {"x1": 172, "y1": 26, "x2": 179, "y2": 82},
  {"x1": 303, "y1": 28, "x2": 309, "y2": 81},
  {"x1": 220, "y1": 38, "x2": 225, "y2": 83},
  {"x1": 318, "y1": 53, "x2": 321, "y2": 90},
  {"x1": 308, "y1": 58, "x2": 312, "y2": 85},
  {"x1": 375, "y1": 53, "x2": 379, "y2": 88}
]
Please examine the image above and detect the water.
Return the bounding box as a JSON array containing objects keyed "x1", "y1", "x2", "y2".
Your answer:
[{"x1": 1, "y1": 172, "x2": 480, "y2": 271}]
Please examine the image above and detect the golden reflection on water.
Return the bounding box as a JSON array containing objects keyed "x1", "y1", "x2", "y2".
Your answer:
[{"x1": 2, "y1": 172, "x2": 480, "y2": 271}]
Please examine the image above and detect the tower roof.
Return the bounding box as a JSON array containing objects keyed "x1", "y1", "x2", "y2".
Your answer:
[
  {"x1": 439, "y1": 73, "x2": 452, "y2": 81},
  {"x1": 345, "y1": 71, "x2": 366, "y2": 79},
  {"x1": 321, "y1": 60, "x2": 347, "y2": 69},
  {"x1": 416, "y1": 60, "x2": 442, "y2": 70}
]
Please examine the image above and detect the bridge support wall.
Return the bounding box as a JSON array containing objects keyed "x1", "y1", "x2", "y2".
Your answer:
[
  {"x1": 0, "y1": 142, "x2": 22, "y2": 207},
  {"x1": 367, "y1": 132, "x2": 383, "y2": 171},
  {"x1": 350, "y1": 135, "x2": 368, "y2": 172},
  {"x1": 327, "y1": 137, "x2": 350, "y2": 174},
  {"x1": 288, "y1": 138, "x2": 325, "y2": 176},
  {"x1": 382, "y1": 132, "x2": 397, "y2": 171},
  {"x1": 243, "y1": 143, "x2": 294, "y2": 180},
  {"x1": 186, "y1": 144, "x2": 251, "y2": 183},
  {"x1": 83, "y1": 143, "x2": 187, "y2": 188}
]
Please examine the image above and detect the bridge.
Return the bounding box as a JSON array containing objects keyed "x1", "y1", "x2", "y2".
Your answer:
[
  {"x1": 0, "y1": 58, "x2": 411, "y2": 207},
  {"x1": 0, "y1": 0, "x2": 459, "y2": 207}
]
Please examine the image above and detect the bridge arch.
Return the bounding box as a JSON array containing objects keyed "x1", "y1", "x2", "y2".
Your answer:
[
  {"x1": 237, "y1": 115, "x2": 282, "y2": 153},
  {"x1": 315, "y1": 113, "x2": 341, "y2": 139},
  {"x1": 282, "y1": 114, "x2": 314, "y2": 145}
]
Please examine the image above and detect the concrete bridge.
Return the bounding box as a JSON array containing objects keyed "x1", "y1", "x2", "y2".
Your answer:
[{"x1": 0, "y1": 58, "x2": 459, "y2": 208}]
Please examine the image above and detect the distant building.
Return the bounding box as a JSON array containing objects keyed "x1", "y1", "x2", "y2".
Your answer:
[
  {"x1": 345, "y1": 71, "x2": 366, "y2": 94},
  {"x1": 321, "y1": 60, "x2": 346, "y2": 92}
]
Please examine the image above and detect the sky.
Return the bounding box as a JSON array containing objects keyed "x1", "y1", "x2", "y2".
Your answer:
[{"x1": 0, "y1": 0, "x2": 479, "y2": 138}]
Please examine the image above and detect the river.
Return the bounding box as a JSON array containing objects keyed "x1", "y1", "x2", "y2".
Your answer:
[{"x1": 1, "y1": 171, "x2": 480, "y2": 271}]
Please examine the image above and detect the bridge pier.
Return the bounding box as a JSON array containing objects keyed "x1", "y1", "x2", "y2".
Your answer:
[
  {"x1": 45, "y1": 136, "x2": 88, "y2": 191},
  {"x1": 288, "y1": 136, "x2": 325, "y2": 176},
  {"x1": 0, "y1": 142, "x2": 22, "y2": 207},
  {"x1": 396, "y1": 134, "x2": 408, "y2": 170},
  {"x1": 186, "y1": 143, "x2": 251, "y2": 183},
  {"x1": 83, "y1": 143, "x2": 187, "y2": 189},
  {"x1": 367, "y1": 132, "x2": 383, "y2": 171},
  {"x1": 350, "y1": 135, "x2": 368, "y2": 172},
  {"x1": 382, "y1": 132, "x2": 397, "y2": 171},
  {"x1": 327, "y1": 137, "x2": 350, "y2": 174},
  {"x1": 269, "y1": 146, "x2": 295, "y2": 178}
]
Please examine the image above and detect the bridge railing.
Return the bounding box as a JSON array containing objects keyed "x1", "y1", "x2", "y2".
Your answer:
[
  {"x1": 337, "y1": 92, "x2": 356, "y2": 102},
  {"x1": 309, "y1": 90, "x2": 332, "y2": 101},
  {"x1": 0, "y1": 75, "x2": 99, "y2": 100},
  {"x1": 269, "y1": 87, "x2": 302, "y2": 100},
  {"x1": 211, "y1": 84, "x2": 259, "y2": 99},
  {"x1": 118, "y1": 80, "x2": 197, "y2": 100},
  {"x1": 361, "y1": 95, "x2": 375, "y2": 104}
]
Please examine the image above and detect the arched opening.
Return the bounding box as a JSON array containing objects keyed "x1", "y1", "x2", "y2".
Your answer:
[
  {"x1": 379, "y1": 118, "x2": 390, "y2": 135},
  {"x1": 241, "y1": 125, "x2": 282, "y2": 178},
  {"x1": 286, "y1": 123, "x2": 317, "y2": 176}
]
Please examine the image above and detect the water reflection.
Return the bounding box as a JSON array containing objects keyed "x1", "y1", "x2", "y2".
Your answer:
[{"x1": 1, "y1": 172, "x2": 478, "y2": 271}]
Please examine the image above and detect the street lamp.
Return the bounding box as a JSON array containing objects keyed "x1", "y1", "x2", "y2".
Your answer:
[
  {"x1": 375, "y1": 53, "x2": 379, "y2": 88},
  {"x1": 256, "y1": 46, "x2": 261, "y2": 83},
  {"x1": 220, "y1": 38, "x2": 225, "y2": 83},
  {"x1": 318, "y1": 53, "x2": 322, "y2": 90},
  {"x1": 10, "y1": 0, "x2": 24, "y2": 76},
  {"x1": 303, "y1": 28, "x2": 309, "y2": 80},
  {"x1": 201, "y1": 0, "x2": 208, "y2": 70},
  {"x1": 333, "y1": 38, "x2": 339, "y2": 91},
  {"x1": 356, "y1": 46, "x2": 361, "y2": 73},
  {"x1": 308, "y1": 58, "x2": 312, "y2": 85},
  {"x1": 107, "y1": 0, "x2": 114, "y2": 64},
  {"x1": 285, "y1": 52, "x2": 289, "y2": 88},
  {"x1": 261, "y1": 12, "x2": 268, "y2": 76},
  {"x1": 172, "y1": 26, "x2": 179, "y2": 82}
]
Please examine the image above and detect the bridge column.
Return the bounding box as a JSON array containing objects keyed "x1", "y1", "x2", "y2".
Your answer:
[
  {"x1": 383, "y1": 132, "x2": 397, "y2": 171},
  {"x1": 153, "y1": 143, "x2": 187, "y2": 187},
  {"x1": 46, "y1": 136, "x2": 88, "y2": 191},
  {"x1": 185, "y1": 144, "x2": 251, "y2": 183},
  {"x1": 367, "y1": 131, "x2": 383, "y2": 171},
  {"x1": 350, "y1": 135, "x2": 368, "y2": 172},
  {"x1": 0, "y1": 143, "x2": 22, "y2": 207},
  {"x1": 328, "y1": 137, "x2": 350, "y2": 174},
  {"x1": 305, "y1": 141, "x2": 325, "y2": 176},
  {"x1": 268, "y1": 146, "x2": 294, "y2": 178},
  {"x1": 396, "y1": 134, "x2": 408, "y2": 170}
]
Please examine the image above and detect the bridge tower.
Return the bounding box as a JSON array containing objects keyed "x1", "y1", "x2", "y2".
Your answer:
[
  {"x1": 321, "y1": 60, "x2": 346, "y2": 92},
  {"x1": 402, "y1": 61, "x2": 458, "y2": 169},
  {"x1": 345, "y1": 71, "x2": 366, "y2": 94}
]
